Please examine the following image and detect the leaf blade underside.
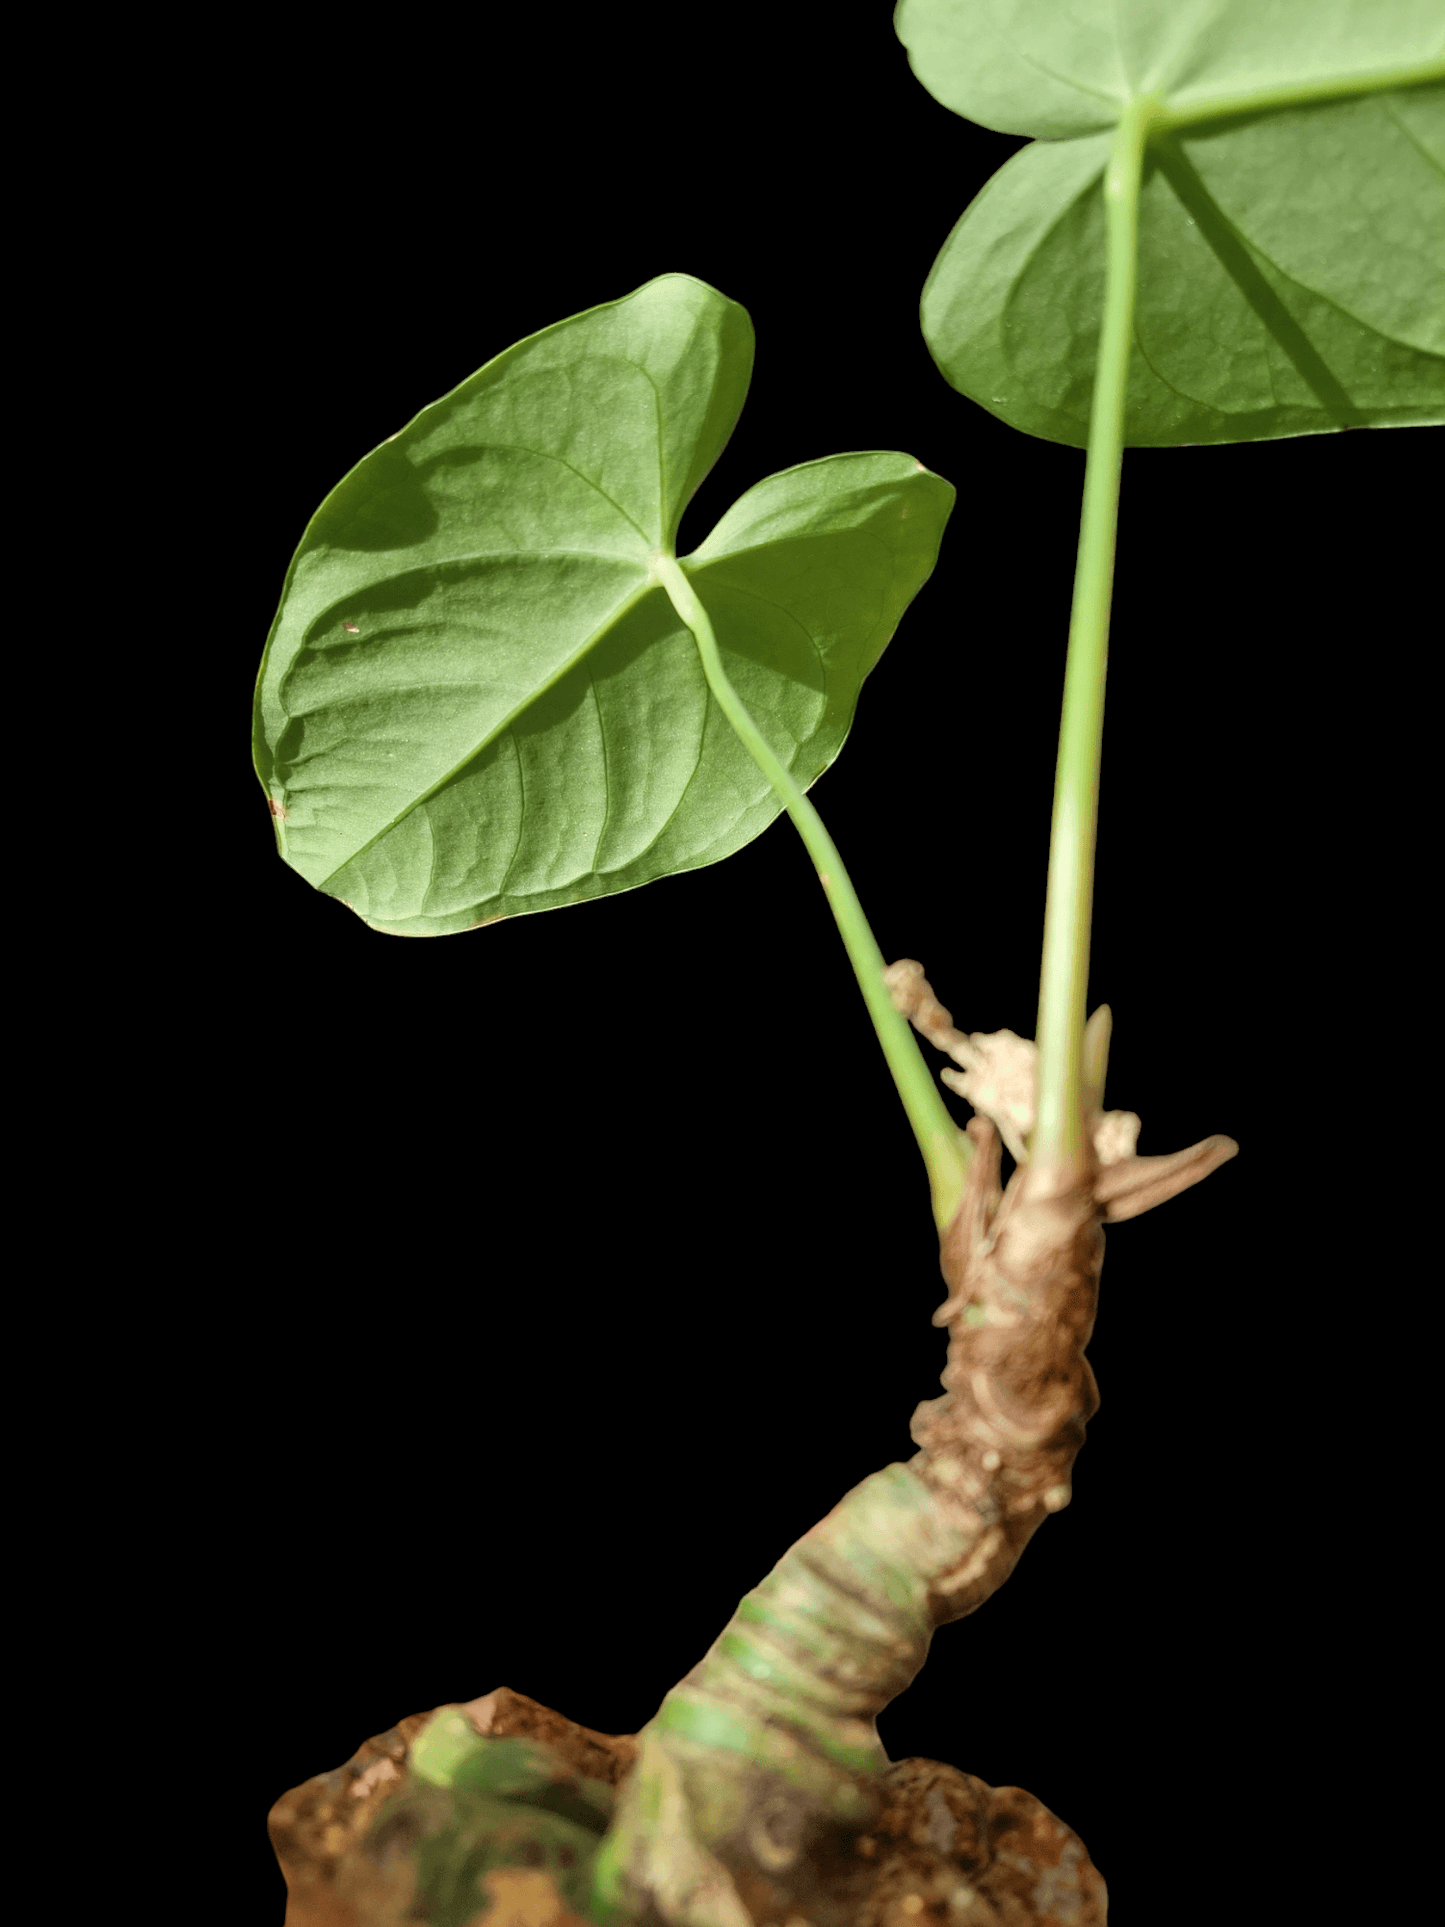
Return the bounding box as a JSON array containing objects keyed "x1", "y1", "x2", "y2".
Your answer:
[
  {"x1": 897, "y1": 0, "x2": 1445, "y2": 446},
  {"x1": 253, "y1": 275, "x2": 954, "y2": 935}
]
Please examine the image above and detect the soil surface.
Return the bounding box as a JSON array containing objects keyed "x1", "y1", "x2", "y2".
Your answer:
[{"x1": 268, "y1": 1687, "x2": 1105, "y2": 1927}]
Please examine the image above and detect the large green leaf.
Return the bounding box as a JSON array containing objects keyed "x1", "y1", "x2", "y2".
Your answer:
[
  {"x1": 896, "y1": 0, "x2": 1445, "y2": 445},
  {"x1": 254, "y1": 275, "x2": 954, "y2": 935}
]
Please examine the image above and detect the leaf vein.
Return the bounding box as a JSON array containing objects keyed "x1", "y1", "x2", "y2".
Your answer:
[
  {"x1": 459, "y1": 435, "x2": 654, "y2": 547},
  {"x1": 496, "y1": 728, "x2": 527, "y2": 900},
  {"x1": 314, "y1": 577, "x2": 657, "y2": 885},
  {"x1": 593, "y1": 644, "x2": 711, "y2": 875},
  {"x1": 587, "y1": 673, "x2": 612, "y2": 875},
  {"x1": 1383, "y1": 94, "x2": 1445, "y2": 179}
]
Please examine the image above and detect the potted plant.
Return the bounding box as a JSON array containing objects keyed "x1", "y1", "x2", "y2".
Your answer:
[{"x1": 251, "y1": 6, "x2": 1441, "y2": 1922}]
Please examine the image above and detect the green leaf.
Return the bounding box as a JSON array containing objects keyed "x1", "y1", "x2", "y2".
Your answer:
[
  {"x1": 254, "y1": 274, "x2": 954, "y2": 936},
  {"x1": 896, "y1": 0, "x2": 1445, "y2": 445}
]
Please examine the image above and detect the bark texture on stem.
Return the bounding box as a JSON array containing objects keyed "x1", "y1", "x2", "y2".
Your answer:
[
  {"x1": 591, "y1": 965, "x2": 1236, "y2": 1927},
  {"x1": 906, "y1": 1114, "x2": 1101, "y2": 1622}
]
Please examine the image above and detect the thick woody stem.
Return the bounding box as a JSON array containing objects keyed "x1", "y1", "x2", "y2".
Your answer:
[
  {"x1": 591, "y1": 976, "x2": 1236, "y2": 1927},
  {"x1": 906, "y1": 1117, "x2": 1103, "y2": 1619},
  {"x1": 591, "y1": 1135, "x2": 1113, "y2": 1927}
]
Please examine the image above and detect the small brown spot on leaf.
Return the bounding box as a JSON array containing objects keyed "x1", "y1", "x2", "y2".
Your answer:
[
  {"x1": 268, "y1": 798, "x2": 288, "y2": 820},
  {"x1": 343, "y1": 621, "x2": 361, "y2": 634}
]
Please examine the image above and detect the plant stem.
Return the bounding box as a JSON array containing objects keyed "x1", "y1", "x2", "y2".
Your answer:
[
  {"x1": 651, "y1": 549, "x2": 969, "y2": 1234},
  {"x1": 1031, "y1": 95, "x2": 1161, "y2": 1174}
]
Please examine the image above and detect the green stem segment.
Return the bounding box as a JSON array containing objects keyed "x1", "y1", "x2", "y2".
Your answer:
[
  {"x1": 650, "y1": 550, "x2": 968, "y2": 1234},
  {"x1": 1032, "y1": 56, "x2": 1443, "y2": 1167},
  {"x1": 1030, "y1": 95, "x2": 1162, "y2": 1175}
]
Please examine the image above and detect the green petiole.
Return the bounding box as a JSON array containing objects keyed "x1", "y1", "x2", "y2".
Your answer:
[
  {"x1": 655, "y1": 82, "x2": 1157, "y2": 1209},
  {"x1": 1030, "y1": 95, "x2": 1162, "y2": 1174},
  {"x1": 650, "y1": 549, "x2": 970, "y2": 1235},
  {"x1": 653, "y1": 54, "x2": 1445, "y2": 1205}
]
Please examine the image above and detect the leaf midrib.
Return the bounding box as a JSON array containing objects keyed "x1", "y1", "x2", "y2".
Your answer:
[
  {"x1": 994, "y1": 70, "x2": 1444, "y2": 435},
  {"x1": 1149, "y1": 136, "x2": 1371, "y2": 421},
  {"x1": 313, "y1": 570, "x2": 658, "y2": 886},
  {"x1": 1153, "y1": 51, "x2": 1445, "y2": 136},
  {"x1": 309, "y1": 539, "x2": 840, "y2": 893},
  {"x1": 437, "y1": 567, "x2": 834, "y2": 911}
]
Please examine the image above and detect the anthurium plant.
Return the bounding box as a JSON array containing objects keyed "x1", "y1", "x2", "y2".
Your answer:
[{"x1": 257, "y1": 4, "x2": 1442, "y2": 1923}]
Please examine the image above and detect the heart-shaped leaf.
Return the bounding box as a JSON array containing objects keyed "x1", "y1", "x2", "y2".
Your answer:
[
  {"x1": 896, "y1": 0, "x2": 1445, "y2": 446},
  {"x1": 254, "y1": 274, "x2": 954, "y2": 935}
]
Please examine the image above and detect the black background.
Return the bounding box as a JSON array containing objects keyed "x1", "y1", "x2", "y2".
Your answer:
[{"x1": 147, "y1": 6, "x2": 1429, "y2": 1921}]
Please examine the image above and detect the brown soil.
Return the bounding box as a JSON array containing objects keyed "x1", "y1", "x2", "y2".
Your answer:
[{"x1": 268, "y1": 1688, "x2": 1105, "y2": 1927}]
